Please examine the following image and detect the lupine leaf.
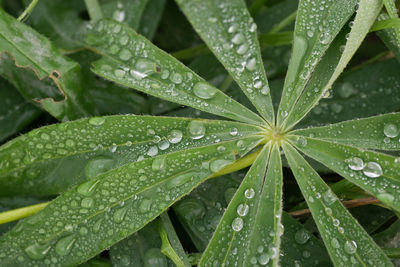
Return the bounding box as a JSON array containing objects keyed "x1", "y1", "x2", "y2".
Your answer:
[
  {"x1": 283, "y1": 143, "x2": 393, "y2": 266},
  {"x1": 377, "y1": 0, "x2": 400, "y2": 62},
  {"x1": 0, "y1": 8, "x2": 91, "y2": 120},
  {"x1": 101, "y1": 0, "x2": 148, "y2": 30},
  {"x1": 175, "y1": 0, "x2": 275, "y2": 124},
  {"x1": 288, "y1": 135, "x2": 400, "y2": 212},
  {"x1": 276, "y1": 0, "x2": 358, "y2": 127},
  {"x1": 109, "y1": 220, "x2": 174, "y2": 266},
  {"x1": 200, "y1": 143, "x2": 283, "y2": 266},
  {"x1": 0, "y1": 115, "x2": 264, "y2": 196},
  {"x1": 0, "y1": 134, "x2": 263, "y2": 266},
  {"x1": 137, "y1": 0, "x2": 166, "y2": 40},
  {"x1": 293, "y1": 113, "x2": 400, "y2": 150},
  {"x1": 86, "y1": 19, "x2": 265, "y2": 126},
  {"x1": 0, "y1": 78, "x2": 41, "y2": 143}
]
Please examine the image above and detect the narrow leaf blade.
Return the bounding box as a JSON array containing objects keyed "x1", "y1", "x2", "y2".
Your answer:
[
  {"x1": 175, "y1": 0, "x2": 275, "y2": 124},
  {"x1": 86, "y1": 19, "x2": 265, "y2": 126},
  {"x1": 283, "y1": 143, "x2": 393, "y2": 266}
]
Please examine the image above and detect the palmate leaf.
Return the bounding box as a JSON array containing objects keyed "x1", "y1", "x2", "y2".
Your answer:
[
  {"x1": 283, "y1": 143, "x2": 393, "y2": 266},
  {"x1": 0, "y1": 8, "x2": 90, "y2": 121},
  {"x1": 293, "y1": 113, "x2": 400, "y2": 150},
  {"x1": 0, "y1": 115, "x2": 263, "y2": 196},
  {"x1": 288, "y1": 135, "x2": 400, "y2": 212},
  {"x1": 276, "y1": 0, "x2": 359, "y2": 127},
  {"x1": 200, "y1": 143, "x2": 283, "y2": 267},
  {"x1": 0, "y1": 134, "x2": 263, "y2": 266},
  {"x1": 86, "y1": 19, "x2": 265, "y2": 126},
  {"x1": 0, "y1": 77, "x2": 41, "y2": 143},
  {"x1": 175, "y1": 0, "x2": 275, "y2": 124}
]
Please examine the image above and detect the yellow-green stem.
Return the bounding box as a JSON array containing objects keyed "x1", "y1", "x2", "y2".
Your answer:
[
  {"x1": 17, "y1": 0, "x2": 39, "y2": 21},
  {"x1": 0, "y1": 202, "x2": 49, "y2": 224}
]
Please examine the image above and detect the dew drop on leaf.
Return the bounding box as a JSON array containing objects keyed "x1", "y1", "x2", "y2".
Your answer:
[
  {"x1": 55, "y1": 235, "x2": 76, "y2": 256},
  {"x1": 77, "y1": 179, "x2": 100, "y2": 196},
  {"x1": 346, "y1": 157, "x2": 364, "y2": 171},
  {"x1": 168, "y1": 129, "x2": 183, "y2": 143},
  {"x1": 25, "y1": 243, "x2": 51, "y2": 260},
  {"x1": 244, "y1": 188, "x2": 255, "y2": 199},
  {"x1": 383, "y1": 123, "x2": 399, "y2": 138},
  {"x1": 231, "y1": 217, "x2": 244, "y2": 232},
  {"x1": 193, "y1": 82, "x2": 218, "y2": 99},
  {"x1": 188, "y1": 121, "x2": 206, "y2": 140},
  {"x1": 237, "y1": 203, "x2": 249, "y2": 217},
  {"x1": 294, "y1": 228, "x2": 310, "y2": 244},
  {"x1": 344, "y1": 240, "x2": 357, "y2": 254},
  {"x1": 362, "y1": 162, "x2": 383, "y2": 178}
]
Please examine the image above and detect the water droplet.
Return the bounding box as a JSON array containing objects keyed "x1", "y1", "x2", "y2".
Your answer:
[
  {"x1": 55, "y1": 235, "x2": 76, "y2": 256},
  {"x1": 331, "y1": 238, "x2": 340, "y2": 248},
  {"x1": 188, "y1": 121, "x2": 206, "y2": 140},
  {"x1": 261, "y1": 85, "x2": 269, "y2": 95},
  {"x1": 363, "y1": 162, "x2": 382, "y2": 178},
  {"x1": 230, "y1": 128, "x2": 238, "y2": 136},
  {"x1": 237, "y1": 43, "x2": 248, "y2": 54},
  {"x1": 244, "y1": 188, "x2": 255, "y2": 199},
  {"x1": 344, "y1": 240, "x2": 357, "y2": 254},
  {"x1": 217, "y1": 146, "x2": 226, "y2": 153},
  {"x1": 258, "y1": 253, "x2": 270, "y2": 265},
  {"x1": 119, "y1": 49, "x2": 132, "y2": 61},
  {"x1": 176, "y1": 198, "x2": 205, "y2": 221},
  {"x1": 114, "y1": 69, "x2": 126, "y2": 78},
  {"x1": 193, "y1": 82, "x2": 218, "y2": 99},
  {"x1": 131, "y1": 59, "x2": 157, "y2": 79},
  {"x1": 25, "y1": 243, "x2": 51, "y2": 260},
  {"x1": 210, "y1": 159, "x2": 233, "y2": 172},
  {"x1": 232, "y1": 33, "x2": 245, "y2": 44},
  {"x1": 231, "y1": 217, "x2": 244, "y2": 232},
  {"x1": 147, "y1": 146, "x2": 158, "y2": 157},
  {"x1": 384, "y1": 124, "x2": 399, "y2": 138},
  {"x1": 167, "y1": 172, "x2": 194, "y2": 189},
  {"x1": 307, "y1": 30, "x2": 314, "y2": 37},
  {"x1": 322, "y1": 190, "x2": 336, "y2": 206},
  {"x1": 81, "y1": 197, "x2": 94, "y2": 208},
  {"x1": 246, "y1": 58, "x2": 256, "y2": 71},
  {"x1": 88, "y1": 117, "x2": 105, "y2": 126},
  {"x1": 84, "y1": 157, "x2": 115, "y2": 178},
  {"x1": 294, "y1": 229, "x2": 310, "y2": 244},
  {"x1": 158, "y1": 140, "x2": 170, "y2": 150},
  {"x1": 319, "y1": 32, "x2": 331, "y2": 44},
  {"x1": 338, "y1": 82, "x2": 355, "y2": 98},
  {"x1": 144, "y1": 248, "x2": 168, "y2": 266},
  {"x1": 77, "y1": 179, "x2": 100, "y2": 196},
  {"x1": 281, "y1": 110, "x2": 288, "y2": 118},
  {"x1": 346, "y1": 157, "x2": 364, "y2": 171},
  {"x1": 152, "y1": 156, "x2": 166, "y2": 171},
  {"x1": 237, "y1": 203, "x2": 249, "y2": 216},
  {"x1": 170, "y1": 73, "x2": 183, "y2": 84},
  {"x1": 114, "y1": 206, "x2": 129, "y2": 223},
  {"x1": 377, "y1": 192, "x2": 394, "y2": 204},
  {"x1": 119, "y1": 35, "x2": 129, "y2": 46},
  {"x1": 168, "y1": 130, "x2": 183, "y2": 144},
  {"x1": 139, "y1": 199, "x2": 153, "y2": 213},
  {"x1": 296, "y1": 136, "x2": 307, "y2": 147}
]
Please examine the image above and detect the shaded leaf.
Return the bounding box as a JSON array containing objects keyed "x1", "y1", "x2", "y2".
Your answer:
[
  {"x1": 101, "y1": 0, "x2": 148, "y2": 30},
  {"x1": 137, "y1": 0, "x2": 166, "y2": 40},
  {"x1": 200, "y1": 144, "x2": 283, "y2": 266},
  {"x1": 175, "y1": 0, "x2": 275, "y2": 124},
  {"x1": 0, "y1": 8, "x2": 91, "y2": 120},
  {"x1": 377, "y1": 0, "x2": 400, "y2": 62},
  {"x1": 293, "y1": 113, "x2": 400, "y2": 150},
  {"x1": 283, "y1": 143, "x2": 392, "y2": 266},
  {"x1": 86, "y1": 19, "x2": 265, "y2": 126},
  {"x1": 288, "y1": 136, "x2": 400, "y2": 212},
  {"x1": 0, "y1": 115, "x2": 263, "y2": 196}
]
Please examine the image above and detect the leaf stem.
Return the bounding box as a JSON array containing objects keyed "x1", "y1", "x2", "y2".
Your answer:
[
  {"x1": 269, "y1": 10, "x2": 297, "y2": 34},
  {"x1": 17, "y1": 0, "x2": 39, "y2": 21},
  {"x1": 289, "y1": 197, "x2": 380, "y2": 217},
  {"x1": 370, "y1": 18, "x2": 400, "y2": 32},
  {"x1": 0, "y1": 202, "x2": 49, "y2": 224},
  {"x1": 84, "y1": 0, "x2": 103, "y2": 21}
]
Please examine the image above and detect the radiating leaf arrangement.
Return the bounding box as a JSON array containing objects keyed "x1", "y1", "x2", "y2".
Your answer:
[{"x1": 0, "y1": 0, "x2": 399, "y2": 266}]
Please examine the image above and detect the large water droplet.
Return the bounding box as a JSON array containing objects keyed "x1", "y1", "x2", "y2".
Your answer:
[
  {"x1": 210, "y1": 159, "x2": 233, "y2": 172},
  {"x1": 244, "y1": 188, "x2": 255, "y2": 199},
  {"x1": 322, "y1": 189, "x2": 336, "y2": 206},
  {"x1": 344, "y1": 240, "x2": 357, "y2": 254},
  {"x1": 338, "y1": 82, "x2": 355, "y2": 98},
  {"x1": 384, "y1": 124, "x2": 399, "y2": 138},
  {"x1": 232, "y1": 33, "x2": 245, "y2": 44},
  {"x1": 246, "y1": 57, "x2": 256, "y2": 71},
  {"x1": 77, "y1": 179, "x2": 100, "y2": 196},
  {"x1": 166, "y1": 172, "x2": 195, "y2": 189},
  {"x1": 131, "y1": 59, "x2": 158, "y2": 79},
  {"x1": 346, "y1": 157, "x2": 364, "y2": 171},
  {"x1": 55, "y1": 235, "x2": 76, "y2": 256},
  {"x1": 193, "y1": 82, "x2": 218, "y2": 99},
  {"x1": 25, "y1": 243, "x2": 51, "y2": 260},
  {"x1": 294, "y1": 229, "x2": 310, "y2": 244},
  {"x1": 188, "y1": 121, "x2": 206, "y2": 140},
  {"x1": 139, "y1": 199, "x2": 153, "y2": 213},
  {"x1": 168, "y1": 130, "x2": 183, "y2": 144},
  {"x1": 114, "y1": 206, "x2": 129, "y2": 223},
  {"x1": 237, "y1": 203, "x2": 249, "y2": 216},
  {"x1": 81, "y1": 197, "x2": 94, "y2": 208},
  {"x1": 84, "y1": 157, "x2": 115, "y2": 178},
  {"x1": 363, "y1": 162, "x2": 382, "y2": 178},
  {"x1": 231, "y1": 217, "x2": 244, "y2": 232},
  {"x1": 147, "y1": 146, "x2": 158, "y2": 157},
  {"x1": 88, "y1": 117, "x2": 105, "y2": 126}
]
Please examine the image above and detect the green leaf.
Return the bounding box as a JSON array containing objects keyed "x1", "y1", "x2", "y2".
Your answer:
[
  {"x1": 276, "y1": 0, "x2": 358, "y2": 127},
  {"x1": 86, "y1": 19, "x2": 265, "y2": 126},
  {"x1": 0, "y1": 134, "x2": 263, "y2": 266},
  {"x1": 200, "y1": 143, "x2": 283, "y2": 266},
  {"x1": 110, "y1": 220, "x2": 174, "y2": 266},
  {"x1": 101, "y1": 0, "x2": 148, "y2": 30},
  {"x1": 137, "y1": 0, "x2": 166, "y2": 40},
  {"x1": 0, "y1": 115, "x2": 264, "y2": 196},
  {"x1": 175, "y1": 0, "x2": 275, "y2": 124},
  {"x1": 288, "y1": 135, "x2": 400, "y2": 212},
  {"x1": 0, "y1": 77, "x2": 41, "y2": 143},
  {"x1": 23, "y1": 0, "x2": 86, "y2": 50},
  {"x1": 282, "y1": 143, "x2": 393, "y2": 266},
  {"x1": 293, "y1": 113, "x2": 400, "y2": 150},
  {"x1": 297, "y1": 59, "x2": 400, "y2": 128},
  {"x1": 0, "y1": 8, "x2": 91, "y2": 120},
  {"x1": 377, "y1": 0, "x2": 400, "y2": 62}
]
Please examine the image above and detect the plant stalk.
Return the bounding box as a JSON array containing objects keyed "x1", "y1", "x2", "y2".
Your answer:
[
  {"x1": 17, "y1": 0, "x2": 39, "y2": 21},
  {"x1": 84, "y1": 0, "x2": 103, "y2": 21}
]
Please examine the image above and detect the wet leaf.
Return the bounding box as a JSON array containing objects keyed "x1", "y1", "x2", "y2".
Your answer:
[
  {"x1": 0, "y1": 135, "x2": 263, "y2": 266},
  {"x1": 200, "y1": 143, "x2": 283, "y2": 266},
  {"x1": 0, "y1": 8, "x2": 91, "y2": 120},
  {"x1": 86, "y1": 19, "x2": 265, "y2": 126},
  {"x1": 288, "y1": 135, "x2": 400, "y2": 212},
  {"x1": 283, "y1": 143, "x2": 393, "y2": 266},
  {"x1": 0, "y1": 116, "x2": 264, "y2": 196},
  {"x1": 175, "y1": 0, "x2": 275, "y2": 124},
  {"x1": 277, "y1": 0, "x2": 359, "y2": 127},
  {"x1": 293, "y1": 113, "x2": 400, "y2": 150},
  {"x1": 377, "y1": 0, "x2": 400, "y2": 62}
]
